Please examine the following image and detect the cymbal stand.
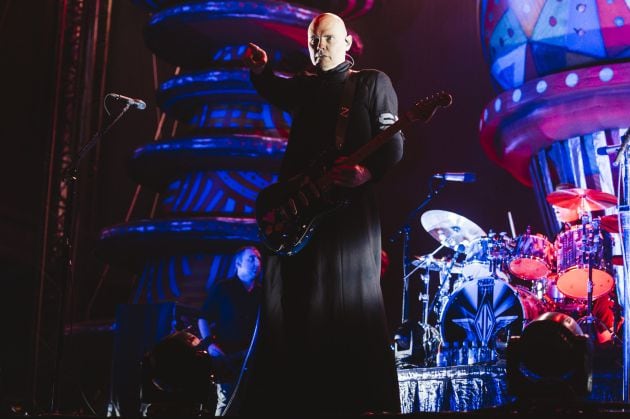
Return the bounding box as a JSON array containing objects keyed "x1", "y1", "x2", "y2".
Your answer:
[
  {"x1": 488, "y1": 231, "x2": 502, "y2": 278},
  {"x1": 576, "y1": 214, "x2": 597, "y2": 341},
  {"x1": 427, "y1": 244, "x2": 464, "y2": 317},
  {"x1": 389, "y1": 177, "x2": 448, "y2": 364},
  {"x1": 390, "y1": 177, "x2": 447, "y2": 326},
  {"x1": 409, "y1": 245, "x2": 446, "y2": 326},
  {"x1": 576, "y1": 216, "x2": 618, "y2": 346}
]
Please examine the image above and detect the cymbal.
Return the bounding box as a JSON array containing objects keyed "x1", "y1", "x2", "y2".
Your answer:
[
  {"x1": 420, "y1": 210, "x2": 486, "y2": 250},
  {"x1": 600, "y1": 214, "x2": 619, "y2": 234},
  {"x1": 546, "y1": 188, "x2": 617, "y2": 212}
]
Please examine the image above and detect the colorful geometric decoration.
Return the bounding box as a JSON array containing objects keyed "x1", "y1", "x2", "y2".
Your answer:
[{"x1": 480, "y1": 0, "x2": 630, "y2": 90}]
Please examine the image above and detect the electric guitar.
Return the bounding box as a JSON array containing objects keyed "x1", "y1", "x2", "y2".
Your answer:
[{"x1": 255, "y1": 91, "x2": 453, "y2": 256}]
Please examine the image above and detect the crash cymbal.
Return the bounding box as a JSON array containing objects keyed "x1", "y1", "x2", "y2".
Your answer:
[
  {"x1": 601, "y1": 214, "x2": 619, "y2": 234},
  {"x1": 420, "y1": 210, "x2": 486, "y2": 250},
  {"x1": 546, "y1": 188, "x2": 617, "y2": 212}
]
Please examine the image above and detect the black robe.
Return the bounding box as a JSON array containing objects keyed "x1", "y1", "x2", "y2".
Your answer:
[{"x1": 238, "y1": 61, "x2": 404, "y2": 415}]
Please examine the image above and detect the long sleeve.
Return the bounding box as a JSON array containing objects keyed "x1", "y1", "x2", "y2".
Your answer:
[
  {"x1": 362, "y1": 70, "x2": 404, "y2": 182},
  {"x1": 250, "y1": 65, "x2": 304, "y2": 114}
]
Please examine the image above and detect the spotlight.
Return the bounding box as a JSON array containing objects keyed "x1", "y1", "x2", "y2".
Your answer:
[
  {"x1": 141, "y1": 331, "x2": 216, "y2": 416},
  {"x1": 506, "y1": 312, "x2": 592, "y2": 401}
]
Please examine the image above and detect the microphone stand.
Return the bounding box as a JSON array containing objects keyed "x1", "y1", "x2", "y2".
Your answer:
[
  {"x1": 389, "y1": 177, "x2": 447, "y2": 363},
  {"x1": 618, "y1": 137, "x2": 630, "y2": 403},
  {"x1": 50, "y1": 103, "x2": 132, "y2": 412}
]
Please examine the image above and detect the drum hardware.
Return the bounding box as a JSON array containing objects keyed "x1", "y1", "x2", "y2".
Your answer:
[
  {"x1": 390, "y1": 187, "x2": 457, "y2": 366},
  {"x1": 532, "y1": 278, "x2": 547, "y2": 301},
  {"x1": 427, "y1": 244, "x2": 466, "y2": 320},
  {"x1": 549, "y1": 187, "x2": 616, "y2": 301},
  {"x1": 390, "y1": 181, "x2": 468, "y2": 366},
  {"x1": 573, "y1": 216, "x2": 618, "y2": 346},
  {"x1": 416, "y1": 253, "x2": 443, "y2": 327},
  {"x1": 554, "y1": 219, "x2": 615, "y2": 301},
  {"x1": 461, "y1": 231, "x2": 510, "y2": 282},
  {"x1": 415, "y1": 209, "x2": 487, "y2": 361},
  {"x1": 394, "y1": 247, "x2": 443, "y2": 367}
]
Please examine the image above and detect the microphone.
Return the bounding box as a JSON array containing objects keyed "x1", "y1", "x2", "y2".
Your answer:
[
  {"x1": 109, "y1": 93, "x2": 146, "y2": 110},
  {"x1": 597, "y1": 144, "x2": 620, "y2": 155},
  {"x1": 433, "y1": 172, "x2": 476, "y2": 183}
]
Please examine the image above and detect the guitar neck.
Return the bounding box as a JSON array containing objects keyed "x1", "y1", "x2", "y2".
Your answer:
[
  {"x1": 344, "y1": 112, "x2": 412, "y2": 166},
  {"x1": 316, "y1": 113, "x2": 412, "y2": 189},
  {"x1": 315, "y1": 92, "x2": 451, "y2": 189}
]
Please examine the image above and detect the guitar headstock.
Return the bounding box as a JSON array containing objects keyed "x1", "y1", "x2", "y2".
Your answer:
[{"x1": 407, "y1": 91, "x2": 453, "y2": 122}]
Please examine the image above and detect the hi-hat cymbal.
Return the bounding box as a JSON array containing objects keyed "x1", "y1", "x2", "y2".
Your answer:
[
  {"x1": 546, "y1": 188, "x2": 617, "y2": 212},
  {"x1": 601, "y1": 214, "x2": 619, "y2": 233},
  {"x1": 420, "y1": 210, "x2": 486, "y2": 250}
]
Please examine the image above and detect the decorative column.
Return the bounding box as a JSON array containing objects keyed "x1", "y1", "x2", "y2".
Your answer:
[
  {"x1": 477, "y1": 0, "x2": 630, "y2": 402},
  {"x1": 97, "y1": 0, "x2": 367, "y2": 313},
  {"x1": 478, "y1": 0, "x2": 630, "y2": 237}
]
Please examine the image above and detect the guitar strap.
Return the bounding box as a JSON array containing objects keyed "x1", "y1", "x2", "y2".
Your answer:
[{"x1": 335, "y1": 70, "x2": 358, "y2": 150}]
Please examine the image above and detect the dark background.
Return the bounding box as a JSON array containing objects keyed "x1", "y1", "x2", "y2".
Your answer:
[{"x1": 0, "y1": 0, "x2": 543, "y2": 411}]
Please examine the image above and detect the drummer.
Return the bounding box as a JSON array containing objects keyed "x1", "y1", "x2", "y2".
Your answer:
[{"x1": 551, "y1": 183, "x2": 607, "y2": 232}]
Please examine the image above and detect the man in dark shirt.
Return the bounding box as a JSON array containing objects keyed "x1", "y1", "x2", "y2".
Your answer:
[
  {"x1": 238, "y1": 12, "x2": 404, "y2": 416},
  {"x1": 198, "y1": 246, "x2": 262, "y2": 416}
]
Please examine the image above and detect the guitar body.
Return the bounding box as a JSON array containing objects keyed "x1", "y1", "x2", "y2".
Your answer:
[
  {"x1": 255, "y1": 175, "x2": 347, "y2": 256},
  {"x1": 256, "y1": 91, "x2": 453, "y2": 256}
]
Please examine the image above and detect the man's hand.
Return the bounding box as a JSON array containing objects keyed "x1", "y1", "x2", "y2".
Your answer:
[
  {"x1": 243, "y1": 42, "x2": 268, "y2": 75},
  {"x1": 329, "y1": 157, "x2": 372, "y2": 187}
]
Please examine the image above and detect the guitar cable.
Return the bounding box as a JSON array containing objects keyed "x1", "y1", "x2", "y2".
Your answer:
[{"x1": 222, "y1": 306, "x2": 261, "y2": 416}]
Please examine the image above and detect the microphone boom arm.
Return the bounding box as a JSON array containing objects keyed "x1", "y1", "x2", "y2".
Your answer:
[{"x1": 64, "y1": 102, "x2": 132, "y2": 179}]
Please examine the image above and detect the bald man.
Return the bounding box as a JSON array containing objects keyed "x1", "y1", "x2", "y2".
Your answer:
[{"x1": 239, "y1": 12, "x2": 404, "y2": 416}]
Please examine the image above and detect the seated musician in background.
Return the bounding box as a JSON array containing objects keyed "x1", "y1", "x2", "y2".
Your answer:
[{"x1": 198, "y1": 245, "x2": 262, "y2": 416}]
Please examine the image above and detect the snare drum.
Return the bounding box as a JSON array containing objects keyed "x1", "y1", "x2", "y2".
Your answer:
[
  {"x1": 508, "y1": 233, "x2": 554, "y2": 280},
  {"x1": 555, "y1": 226, "x2": 614, "y2": 300},
  {"x1": 440, "y1": 277, "x2": 544, "y2": 345}
]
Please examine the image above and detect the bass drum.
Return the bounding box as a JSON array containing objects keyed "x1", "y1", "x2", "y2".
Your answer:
[{"x1": 440, "y1": 277, "x2": 545, "y2": 345}]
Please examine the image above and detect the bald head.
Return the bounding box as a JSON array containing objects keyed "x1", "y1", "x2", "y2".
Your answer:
[{"x1": 308, "y1": 13, "x2": 352, "y2": 71}]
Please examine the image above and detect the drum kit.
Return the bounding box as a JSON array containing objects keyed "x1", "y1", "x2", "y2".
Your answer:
[{"x1": 404, "y1": 187, "x2": 621, "y2": 367}]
